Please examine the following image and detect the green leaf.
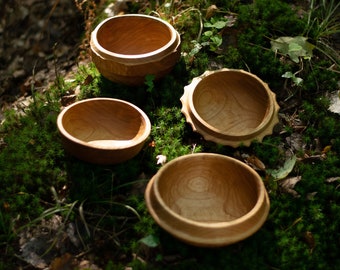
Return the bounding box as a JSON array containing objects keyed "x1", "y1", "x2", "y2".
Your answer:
[
  {"x1": 204, "y1": 20, "x2": 227, "y2": 29},
  {"x1": 292, "y1": 76, "x2": 303, "y2": 86},
  {"x1": 139, "y1": 234, "x2": 160, "y2": 248},
  {"x1": 210, "y1": 36, "x2": 222, "y2": 46},
  {"x1": 270, "y1": 36, "x2": 315, "y2": 63},
  {"x1": 288, "y1": 42, "x2": 303, "y2": 52},
  {"x1": 204, "y1": 22, "x2": 214, "y2": 28},
  {"x1": 267, "y1": 155, "x2": 297, "y2": 180},
  {"x1": 213, "y1": 20, "x2": 227, "y2": 29},
  {"x1": 203, "y1": 30, "x2": 213, "y2": 37},
  {"x1": 282, "y1": 71, "x2": 294, "y2": 78},
  {"x1": 281, "y1": 72, "x2": 303, "y2": 85}
]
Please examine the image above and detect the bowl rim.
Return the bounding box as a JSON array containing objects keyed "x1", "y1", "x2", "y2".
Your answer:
[
  {"x1": 91, "y1": 14, "x2": 179, "y2": 61},
  {"x1": 187, "y1": 69, "x2": 275, "y2": 139},
  {"x1": 57, "y1": 97, "x2": 151, "y2": 150},
  {"x1": 148, "y1": 153, "x2": 268, "y2": 229}
]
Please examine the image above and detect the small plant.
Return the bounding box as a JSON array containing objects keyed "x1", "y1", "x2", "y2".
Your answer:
[
  {"x1": 304, "y1": 0, "x2": 340, "y2": 65},
  {"x1": 189, "y1": 15, "x2": 235, "y2": 56},
  {"x1": 271, "y1": 36, "x2": 315, "y2": 64},
  {"x1": 282, "y1": 71, "x2": 303, "y2": 87}
]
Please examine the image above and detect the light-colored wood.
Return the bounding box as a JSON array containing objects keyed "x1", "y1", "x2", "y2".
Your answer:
[
  {"x1": 57, "y1": 98, "x2": 151, "y2": 164},
  {"x1": 90, "y1": 14, "x2": 181, "y2": 85},
  {"x1": 145, "y1": 153, "x2": 270, "y2": 247},
  {"x1": 87, "y1": 139, "x2": 133, "y2": 148},
  {"x1": 181, "y1": 69, "x2": 280, "y2": 147}
]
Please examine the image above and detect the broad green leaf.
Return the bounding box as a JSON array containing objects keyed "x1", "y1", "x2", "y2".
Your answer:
[
  {"x1": 213, "y1": 20, "x2": 228, "y2": 29},
  {"x1": 139, "y1": 234, "x2": 160, "y2": 248},
  {"x1": 203, "y1": 30, "x2": 213, "y2": 37},
  {"x1": 267, "y1": 155, "x2": 297, "y2": 180},
  {"x1": 288, "y1": 42, "x2": 303, "y2": 52},
  {"x1": 204, "y1": 20, "x2": 227, "y2": 29},
  {"x1": 292, "y1": 76, "x2": 303, "y2": 85},
  {"x1": 211, "y1": 36, "x2": 222, "y2": 46},
  {"x1": 288, "y1": 42, "x2": 305, "y2": 63},
  {"x1": 271, "y1": 37, "x2": 290, "y2": 55},
  {"x1": 281, "y1": 72, "x2": 303, "y2": 85},
  {"x1": 204, "y1": 22, "x2": 214, "y2": 28},
  {"x1": 270, "y1": 36, "x2": 315, "y2": 63},
  {"x1": 282, "y1": 71, "x2": 294, "y2": 78}
]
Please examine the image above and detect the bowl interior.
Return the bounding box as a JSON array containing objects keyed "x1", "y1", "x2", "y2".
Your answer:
[
  {"x1": 61, "y1": 99, "x2": 148, "y2": 146},
  {"x1": 192, "y1": 71, "x2": 270, "y2": 136},
  {"x1": 97, "y1": 16, "x2": 172, "y2": 55},
  {"x1": 155, "y1": 155, "x2": 260, "y2": 223}
]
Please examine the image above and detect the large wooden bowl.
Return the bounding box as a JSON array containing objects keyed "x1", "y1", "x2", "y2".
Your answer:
[
  {"x1": 181, "y1": 69, "x2": 280, "y2": 147},
  {"x1": 90, "y1": 14, "x2": 181, "y2": 85},
  {"x1": 145, "y1": 153, "x2": 270, "y2": 247},
  {"x1": 57, "y1": 98, "x2": 151, "y2": 164}
]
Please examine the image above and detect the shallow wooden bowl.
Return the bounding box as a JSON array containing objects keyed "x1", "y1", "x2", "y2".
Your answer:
[
  {"x1": 181, "y1": 69, "x2": 280, "y2": 147},
  {"x1": 90, "y1": 14, "x2": 181, "y2": 85},
  {"x1": 57, "y1": 98, "x2": 151, "y2": 164},
  {"x1": 145, "y1": 153, "x2": 270, "y2": 247}
]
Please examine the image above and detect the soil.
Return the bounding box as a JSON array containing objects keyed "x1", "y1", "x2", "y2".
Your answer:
[
  {"x1": 0, "y1": 0, "x2": 84, "y2": 123},
  {"x1": 0, "y1": 1, "x2": 98, "y2": 268}
]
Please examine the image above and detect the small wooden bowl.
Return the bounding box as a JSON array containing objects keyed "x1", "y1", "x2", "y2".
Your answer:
[
  {"x1": 57, "y1": 98, "x2": 151, "y2": 164},
  {"x1": 90, "y1": 14, "x2": 181, "y2": 85},
  {"x1": 181, "y1": 69, "x2": 280, "y2": 147},
  {"x1": 145, "y1": 153, "x2": 270, "y2": 247}
]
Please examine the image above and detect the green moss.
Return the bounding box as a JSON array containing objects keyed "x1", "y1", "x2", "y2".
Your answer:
[
  {"x1": 1, "y1": 0, "x2": 340, "y2": 269},
  {"x1": 0, "y1": 94, "x2": 66, "y2": 219},
  {"x1": 252, "y1": 137, "x2": 284, "y2": 168}
]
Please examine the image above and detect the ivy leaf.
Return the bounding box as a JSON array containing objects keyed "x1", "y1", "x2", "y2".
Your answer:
[
  {"x1": 210, "y1": 36, "x2": 223, "y2": 46},
  {"x1": 212, "y1": 20, "x2": 227, "y2": 29},
  {"x1": 270, "y1": 36, "x2": 315, "y2": 63},
  {"x1": 292, "y1": 76, "x2": 303, "y2": 86},
  {"x1": 189, "y1": 41, "x2": 202, "y2": 56},
  {"x1": 288, "y1": 42, "x2": 303, "y2": 52},
  {"x1": 204, "y1": 22, "x2": 214, "y2": 28},
  {"x1": 282, "y1": 71, "x2": 294, "y2": 78},
  {"x1": 267, "y1": 155, "x2": 297, "y2": 180},
  {"x1": 288, "y1": 42, "x2": 303, "y2": 63},
  {"x1": 139, "y1": 234, "x2": 160, "y2": 248},
  {"x1": 204, "y1": 20, "x2": 227, "y2": 29},
  {"x1": 203, "y1": 30, "x2": 213, "y2": 37},
  {"x1": 282, "y1": 72, "x2": 303, "y2": 86}
]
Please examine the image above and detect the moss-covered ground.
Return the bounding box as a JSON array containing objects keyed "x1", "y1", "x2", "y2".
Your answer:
[{"x1": 0, "y1": 0, "x2": 339, "y2": 269}]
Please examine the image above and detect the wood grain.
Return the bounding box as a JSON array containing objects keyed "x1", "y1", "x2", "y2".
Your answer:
[
  {"x1": 97, "y1": 16, "x2": 171, "y2": 55},
  {"x1": 90, "y1": 15, "x2": 181, "y2": 85},
  {"x1": 57, "y1": 98, "x2": 151, "y2": 164},
  {"x1": 181, "y1": 69, "x2": 280, "y2": 147},
  {"x1": 145, "y1": 153, "x2": 270, "y2": 247}
]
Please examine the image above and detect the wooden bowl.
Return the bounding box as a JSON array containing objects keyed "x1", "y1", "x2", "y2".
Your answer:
[
  {"x1": 181, "y1": 69, "x2": 280, "y2": 147},
  {"x1": 90, "y1": 14, "x2": 181, "y2": 85},
  {"x1": 145, "y1": 153, "x2": 270, "y2": 247},
  {"x1": 57, "y1": 98, "x2": 151, "y2": 164}
]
